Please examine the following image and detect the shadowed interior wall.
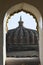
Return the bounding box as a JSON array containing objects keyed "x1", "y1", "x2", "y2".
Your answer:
[{"x1": 0, "y1": 0, "x2": 43, "y2": 65}]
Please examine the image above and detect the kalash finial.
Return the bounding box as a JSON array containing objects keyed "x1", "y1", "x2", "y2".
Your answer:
[
  {"x1": 20, "y1": 16, "x2": 22, "y2": 21},
  {"x1": 18, "y1": 16, "x2": 23, "y2": 27}
]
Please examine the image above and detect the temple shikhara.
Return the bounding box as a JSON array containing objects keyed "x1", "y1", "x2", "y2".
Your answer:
[{"x1": 6, "y1": 16, "x2": 40, "y2": 65}]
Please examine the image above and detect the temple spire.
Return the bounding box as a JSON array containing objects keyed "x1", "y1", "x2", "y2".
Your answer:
[{"x1": 18, "y1": 16, "x2": 23, "y2": 27}]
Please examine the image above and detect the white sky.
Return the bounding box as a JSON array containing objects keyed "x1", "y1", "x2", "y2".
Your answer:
[{"x1": 8, "y1": 11, "x2": 37, "y2": 30}]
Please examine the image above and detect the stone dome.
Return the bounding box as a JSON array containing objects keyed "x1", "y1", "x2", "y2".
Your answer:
[{"x1": 6, "y1": 16, "x2": 39, "y2": 52}]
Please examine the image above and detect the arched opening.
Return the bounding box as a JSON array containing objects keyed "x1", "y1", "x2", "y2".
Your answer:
[
  {"x1": 3, "y1": 2, "x2": 42, "y2": 65},
  {"x1": 7, "y1": 11, "x2": 37, "y2": 30}
]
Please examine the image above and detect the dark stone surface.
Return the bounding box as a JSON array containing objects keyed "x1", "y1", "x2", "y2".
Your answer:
[{"x1": 6, "y1": 18, "x2": 39, "y2": 58}]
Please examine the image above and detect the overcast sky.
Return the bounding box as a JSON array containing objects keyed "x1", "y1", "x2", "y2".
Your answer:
[{"x1": 8, "y1": 11, "x2": 37, "y2": 30}]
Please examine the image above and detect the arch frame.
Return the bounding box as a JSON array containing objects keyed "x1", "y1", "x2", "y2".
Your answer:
[{"x1": 3, "y1": 2, "x2": 42, "y2": 65}]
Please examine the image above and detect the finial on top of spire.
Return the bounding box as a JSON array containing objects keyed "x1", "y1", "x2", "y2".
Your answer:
[
  {"x1": 18, "y1": 16, "x2": 23, "y2": 27},
  {"x1": 20, "y1": 16, "x2": 22, "y2": 21}
]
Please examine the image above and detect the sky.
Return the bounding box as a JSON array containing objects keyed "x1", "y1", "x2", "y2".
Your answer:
[{"x1": 8, "y1": 11, "x2": 37, "y2": 30}]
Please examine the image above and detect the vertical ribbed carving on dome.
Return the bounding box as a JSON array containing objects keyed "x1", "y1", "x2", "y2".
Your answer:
[
  {"x1": 19, "y1": 27, "x2": 24, "y2": 44},
  {"x1": 13, "y1": 28, "x2": 20, "y2": 44},
  {"x1": 30, "y1": 31, "x2": 34, "y2": 44},
  {"x1": 34, "y1": 31, "x2": 39, "y2": 44},
  {"x1": 23, "y1": 28, "x2": 29, "y2": 44}
]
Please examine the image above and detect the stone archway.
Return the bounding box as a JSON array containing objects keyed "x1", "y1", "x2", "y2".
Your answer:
[{"x1": 3, "y1": 2, "x2": 42, "y2": 65}]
